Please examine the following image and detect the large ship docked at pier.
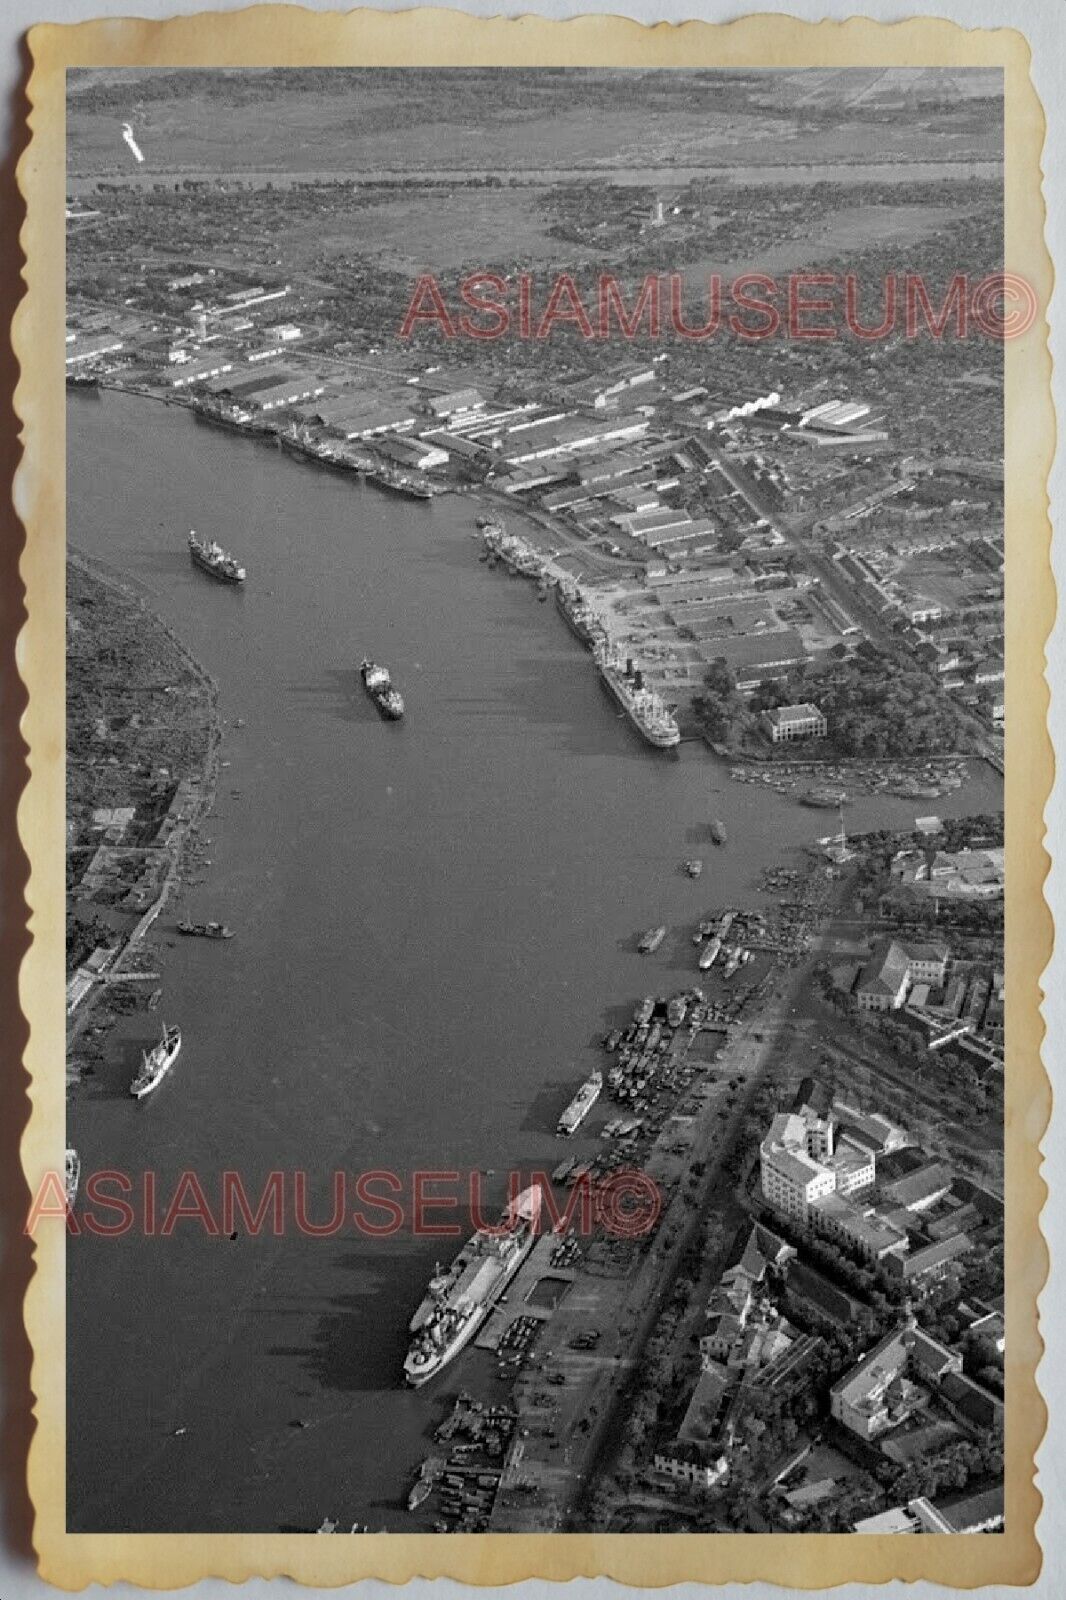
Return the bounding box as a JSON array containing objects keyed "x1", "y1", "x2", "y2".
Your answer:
[
  {"x1": 404, "y1": 1184, "x2": 543, "y2": 1387},
  {"x1": 554, "y1": 580, "x2": 606, "y2": 648},
  {"x1": 130, "y1": 1023, "x2": 181, "y2": 1100},
  {"x1": 188, "y1": 530, "x2": 246, "y2": 584},
  {"x1": 366, "y1": 464, "x2": 434, "y2": 500},
  {"x1": 360, "y1": 660, "x2": 405, "y2": 720},
  {"x1": 595, "y1": 645, "x2": 681, "y2": 750},
  {"x1": 557, "y1": 1069, "x2": 603, "y2": 1136}
]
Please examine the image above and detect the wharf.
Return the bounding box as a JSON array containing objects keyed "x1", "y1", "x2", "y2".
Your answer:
[{"x1": 475, "y1": 1234, "x2": 578, "y2": 1352}]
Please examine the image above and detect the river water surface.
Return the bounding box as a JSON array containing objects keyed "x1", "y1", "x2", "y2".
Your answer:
[{"x1": 66, "y1": 389, "x2": 1002, "y2": 1531}]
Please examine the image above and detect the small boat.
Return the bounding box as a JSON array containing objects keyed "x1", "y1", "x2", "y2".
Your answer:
[
  {"x1": 638, "y1": 925, "x2": 667, "y2": 954},
  {"x1": 177, "y1": 920, "x2": 235, "y2": 939},
  {"x1": 360, "y1": 659, "x2": 405, "y2": 721},
  {"x1": 711, "y1": 819, "x2": 727, "y2": 846},
  {"x1": 65, "y1": 1148, "x2": 80, "y2": 1210},
  {"x1": 798, "y1": 787, "x2": 847, "y2": 808},
  {"x1": 666, "y1": 995, "x2": 688, "y2": 1028},
  {"x1": 683, "y1": 859, "x2": 703, "y2": 878},
  {"x1": 407, "y1": 1458, "x2": 443, "y2": 1511}
]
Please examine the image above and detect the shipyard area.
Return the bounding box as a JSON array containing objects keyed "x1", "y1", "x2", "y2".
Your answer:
[{"x1": 65, "y1": 67, "x2": 1005, "y2": 1539}]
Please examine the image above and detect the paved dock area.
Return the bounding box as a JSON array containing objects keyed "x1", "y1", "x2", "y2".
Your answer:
[{"x1": 476, "y1": 1234, "x2": 578, "y2": 1351}]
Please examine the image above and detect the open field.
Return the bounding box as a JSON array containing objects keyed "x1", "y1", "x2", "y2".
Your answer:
[{"x1": 67, "y1": 67, "x2": 1003, "y2": 181}]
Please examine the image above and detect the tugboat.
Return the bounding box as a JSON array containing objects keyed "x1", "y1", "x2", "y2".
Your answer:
[
  {"x1": 130, "y1": 1022, "x2": 182, "y2": 1100},
  {"x1": 177, "y1": 920, "x2": 235, "y2": 939},
  {"x1": 360, "y1": 660, "x2": 405, "y2": 721},
  {"x1": 188, "y1": 530, "x2": 245, "y2": 584}
]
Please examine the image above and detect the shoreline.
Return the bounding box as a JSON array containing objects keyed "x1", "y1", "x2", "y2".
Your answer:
[{"x1": 66, "y1": 549, "x2": 223, "y2": 1080}]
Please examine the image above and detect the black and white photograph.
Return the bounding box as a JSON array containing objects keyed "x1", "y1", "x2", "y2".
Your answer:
[{"x1": 59, "y1": 61, "x2": 1014, "y2": 1543}]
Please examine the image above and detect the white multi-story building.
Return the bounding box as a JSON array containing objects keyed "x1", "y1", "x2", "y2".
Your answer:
[
  {"x1": 759, "y1": 1107, "x2": 877, "y2": 1226},
  {"x1": 760, "y1": 702, "x2": 827, "y2": 743}
]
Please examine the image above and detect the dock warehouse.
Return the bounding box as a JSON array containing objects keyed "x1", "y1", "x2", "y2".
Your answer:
[
  {"x1": 710, "y1": 629, "x2": 810, "y2": 689},
  {"x1": 503, "y1": 413, "x2": 650, "y2": 465},
  {"x1": 170, "y1": 357, "x2": 234, "y2": 389},
  {"x1": 375, "y1": 433, "x2": 450, "y2": 471},
  {"x1": 217, "y1": 367, "x2": 329, "y2": 413},
  {"x1": 66, "y1": 333, "x2": 125, "y2": 367}
]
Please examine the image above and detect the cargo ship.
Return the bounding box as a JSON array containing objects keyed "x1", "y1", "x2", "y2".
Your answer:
[
  {"x1": 596, "y1": 647, "x2": 681, "y2": 750},
  {"x1": 366, "y1": 464, "x2": 433, "y2": 500},
  {"x1": 798, "y1": 787, "x2": 847, "y2": 808},
  {"x1": 177, "y1": 919, "x2": 234, "y2": 939},
  {"x1": 65, "y1": 1148, "x2": 80, "y2": 1210},
  {"x1": 188, "y1": 530, "x2": 246, "y2": 584},
  {"x1": 404, "y1": 1184, "x2": 543, "y2": 1387},
  {"x1": 557, "y1": 1069, "x2": 603, "y2": 1136},
  {"x1": 193, "y1": 401, "x2": 258, "y2": 434},
  {"x1": 360, "y1": 660, "x2": 405, "y2": 720},
  {"x1": 638, "y1": 924, "x2": 667, "y2": 954},
  {"x1": 130, "y1": 1022, "x2": 181, "y2": 1100},
  {"x1": 554, "y1": 581, "x2": 604, "y2": 647}
]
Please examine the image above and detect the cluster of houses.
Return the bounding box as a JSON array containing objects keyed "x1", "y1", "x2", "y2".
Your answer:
[
  {"x1": 653, "y1": 1221, "x2": 825, "y2": 1494},
  {"x1": 649, "y1": 1078, "x2": 1003, "y2": 1529},
  {"x1": 758, "y1": 1093, "x2": 998, "y2": 1285},
  {"x1": 832, "y1": 933, "x2": 1003, "y2": 1072}
]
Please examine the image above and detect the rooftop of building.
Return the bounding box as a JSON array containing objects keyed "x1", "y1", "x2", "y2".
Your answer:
[
  {"x1": 931, "y1": 1482, "x2": 1004, "y2": 1532},
  {"x1": 855, "y1": 937, "x2": 913, "y2": 998},
  {"x1": 830, "y1": 1320, "x2": 960, "y2": 1406},
  {"x1": 762, "y1": 701, "x2": 825, "y2": 724}
]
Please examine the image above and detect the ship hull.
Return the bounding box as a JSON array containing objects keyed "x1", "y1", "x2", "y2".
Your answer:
[
  {"x1": 367, "y1": 471, "x2": 432, "y2": 501},
  {"x1": 600, "y1": 670, "x2": 680, "y2": 749},
  {"x1": 131, "y1": 1030, "x2": 181, "y2": 1098},
  {"x1": 553, "y1": 585, "x2": 598, "y2": 647},
  {"x1": 194, "y1": 408, "x2": 252, "y2": 434},
  {"x1": 557, "y1": 1074, "x2": 602, "y2": 1136},
  {"x1": 65, "y1": 1150, "x2": 81, "y2": 1210},
  {"x1": 190, "y1": 547, "x2": 244, "y2": 584},
  {"x1": 372, "y1": 696, "x2": 404, "y2": 720},
  {"x1": 403, "y1": 1231, "x2": 536, "y2": 1387},
  {"x1": 360, "y1": 663, "x2": 405, "y2": 720}
]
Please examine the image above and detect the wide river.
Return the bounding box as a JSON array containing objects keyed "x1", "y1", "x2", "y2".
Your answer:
[{"x1": 66, "y1": 388, "x2": 1003, "y2": 1532}]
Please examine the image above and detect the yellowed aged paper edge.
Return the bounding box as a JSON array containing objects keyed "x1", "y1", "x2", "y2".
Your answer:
[{"x1": 14, "y1": 8, "x2": 1051, "y2": 1588}]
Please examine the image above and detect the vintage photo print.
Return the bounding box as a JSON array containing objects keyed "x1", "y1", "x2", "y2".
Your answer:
[{"x1": 14, "y1": 8, "x2": 1051, "y2": 1589}]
